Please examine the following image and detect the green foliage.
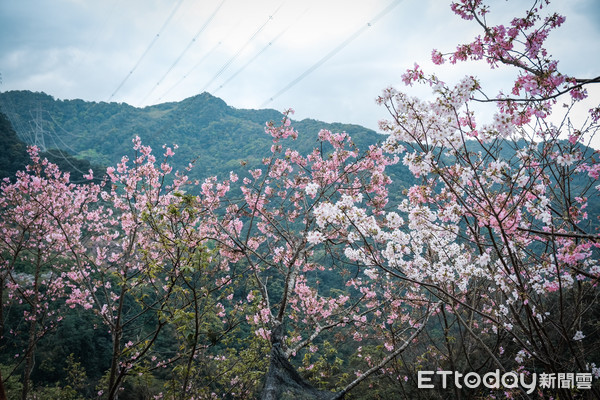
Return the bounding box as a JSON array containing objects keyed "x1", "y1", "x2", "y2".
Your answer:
[
  {"x1": 29, "y1": 354, "x2": 88, "y2": 400},
  {"x1": 1, "y1": 90, "x2": 599, "y2": 400},
  {"x1": 0, "y1": 112, "x2": 29, "y2": 181},
  {"x1": 0, "y1": 90, "x2": 416, "y2": 192},
  {"x1": 1, "y1": 364, "x2": 23, "y2": 400},
  {"x1": 300, "y1": 340, "x2": 348, "y2": 390}
]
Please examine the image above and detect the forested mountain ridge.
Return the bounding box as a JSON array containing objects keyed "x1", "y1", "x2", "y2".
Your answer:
[
  {"x1": 2, "y1": 89, "x2": 598, "y2": 214},
  {"x1": 0, "y1": 111, "x2": 28, "y2": 179},
  {"x1": 3, "y1": 0, "x2": 600, "y2": 397},
  {"x1": 0, "y1": 90, "x2": 392, "y2": 182},
  {"x1": 0, "y1": 111, "x2": 102, "y2": 182},
  {"x1": 1, "y1": 88, "x2": 600, "y2": 399}
]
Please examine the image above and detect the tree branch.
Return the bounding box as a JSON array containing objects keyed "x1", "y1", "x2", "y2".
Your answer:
[{"x1": 332, "y1": 302, "x2": 439, "y2": 399}]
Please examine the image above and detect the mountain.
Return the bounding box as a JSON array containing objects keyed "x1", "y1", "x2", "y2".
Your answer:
[
  {"x1": 0, "y1": 111, "x2": 102, "y2": 182},
  {"x1": 0, "y1": 112, "x2": 29, "y2": 179},
  {"x1": 2, "y1": 90, "x2": 597, "y2": 218},
  {"x1": 0, "y1": 90, "x2": 408, "y2": 187}
]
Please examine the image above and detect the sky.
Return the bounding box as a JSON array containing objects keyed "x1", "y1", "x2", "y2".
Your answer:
[{"x1": 1, "y1": 0, "x2": 599, "y2": 146}]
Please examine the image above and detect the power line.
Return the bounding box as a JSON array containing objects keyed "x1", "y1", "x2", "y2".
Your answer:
[
  {"x1": 144, "y1": 2, "x2": 287, "y2": 155},
  {"x1": 200, "y1": 1, "x2": 285, "y2": 94},
  {"x1": 0, "y1": 91, "x2": 30, "y2": 142},
  {"x1": 32, "y1": 109, "x2": 102, "y2": 182},
  {"x1": 30, "y1": 107, "x2": 47, "y2": 151},
  {"x1": 45, "y1": 110, "x2": 88, "y2": 139},
  {"x1": 107, "y1": 0, "x2": 186, "y2": 102},
  {"x1": 138, "y1": 0, "x2": 227, "y2": 107},
  {"x1": 213, "y1": 7, "x2": 309, "y2": 95},
  {"x1": 71, "y1": 0, "x2": 121, "y2": 82},
  {"x1": 45, "y1": 128, "x2": 91, "y2": 180},
  {"x1": 262, "y1": 0, "x2": 403, "y2": 107},
  {"x1": 156, "y1": 40, "x2": 223, "y2": 102}
]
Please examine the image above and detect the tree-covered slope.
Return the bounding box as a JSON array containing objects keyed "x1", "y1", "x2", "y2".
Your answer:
[
  {"x1": 0, "y1": 111, "x2": 102, "y2": 182},
  {"x1": 0, "y1": 112, "x2": 29, "y2": 180},
  {"x1": 0, "y1": 90, "x2": 416, "y2": 197}
]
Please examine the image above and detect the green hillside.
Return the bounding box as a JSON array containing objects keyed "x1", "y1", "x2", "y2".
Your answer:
[
  {"x1": 1, "y1": 90, "x2": 599, "y2": 399},
  {"x1": 0, "y1": 112, "x2": 101, "y2": 182},
  {"x1": 0, "y1": 112, "x2": 29, "y2": 180},
  {"x1": 0, "y1": 91, "x2": 383, "y2": 176}
]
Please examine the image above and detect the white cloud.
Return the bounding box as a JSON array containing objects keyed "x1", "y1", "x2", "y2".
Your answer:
[{"x1": 0, "y1": 0, "x2": 598, "y2": 146}]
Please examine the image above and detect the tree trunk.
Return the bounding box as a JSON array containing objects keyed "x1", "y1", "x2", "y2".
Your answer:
[
  {"x1": 107, "y1": 285, "x2": 127, "y2": 400},
  {"x1": 21, "y1": 258, "x2": 41, "y2": 400},
  {"x1": 260, "y1": 324, "x2": 337, "y2": 400},
  {"x1": 0, "y1": 369, "x2": 7, "y2": 400},
  {"x1": 0, "y1": 277, "x2": 6, "y2": 400},
  {"x1": 21, "y1": 321, "x2": 36, "y2": 400}
]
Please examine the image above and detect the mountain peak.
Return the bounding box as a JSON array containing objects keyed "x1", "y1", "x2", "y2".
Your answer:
[
  {"x1": 181, "y1": 92, "x2": 227, "y2": 107},
  {"x1": 0, "y1": 89, "x2": 382, "y2": 181}
]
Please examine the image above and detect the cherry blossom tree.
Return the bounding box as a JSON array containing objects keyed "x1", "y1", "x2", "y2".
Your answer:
[
  {"x1": 307, "y1": 0, "x2": 599, "y2": 397},
  {"x1": 1, "y1": 141, "x2": 242, "y2": 399},
  {"x1": 197, "y1": 111, "x2": 438, "y2": 398},
  {"x1": 0, "y1": 147, "x2": 101, "y2": 400},
  {"x1": 61, "y1": 138, "x2": 247, "y2": 400},
  {"x1": 1, "y1": 2, "x2": 598, "y2": 399}
]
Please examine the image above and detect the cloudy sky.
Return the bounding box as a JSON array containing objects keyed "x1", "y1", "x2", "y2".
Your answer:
[{"x1": 1, "y1": 0, "x2": 599, "y2": 143}]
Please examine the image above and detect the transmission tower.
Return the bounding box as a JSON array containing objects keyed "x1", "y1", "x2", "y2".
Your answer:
[{"x1": 29, "y1": 106, "x2": 47, "y2": 151}]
